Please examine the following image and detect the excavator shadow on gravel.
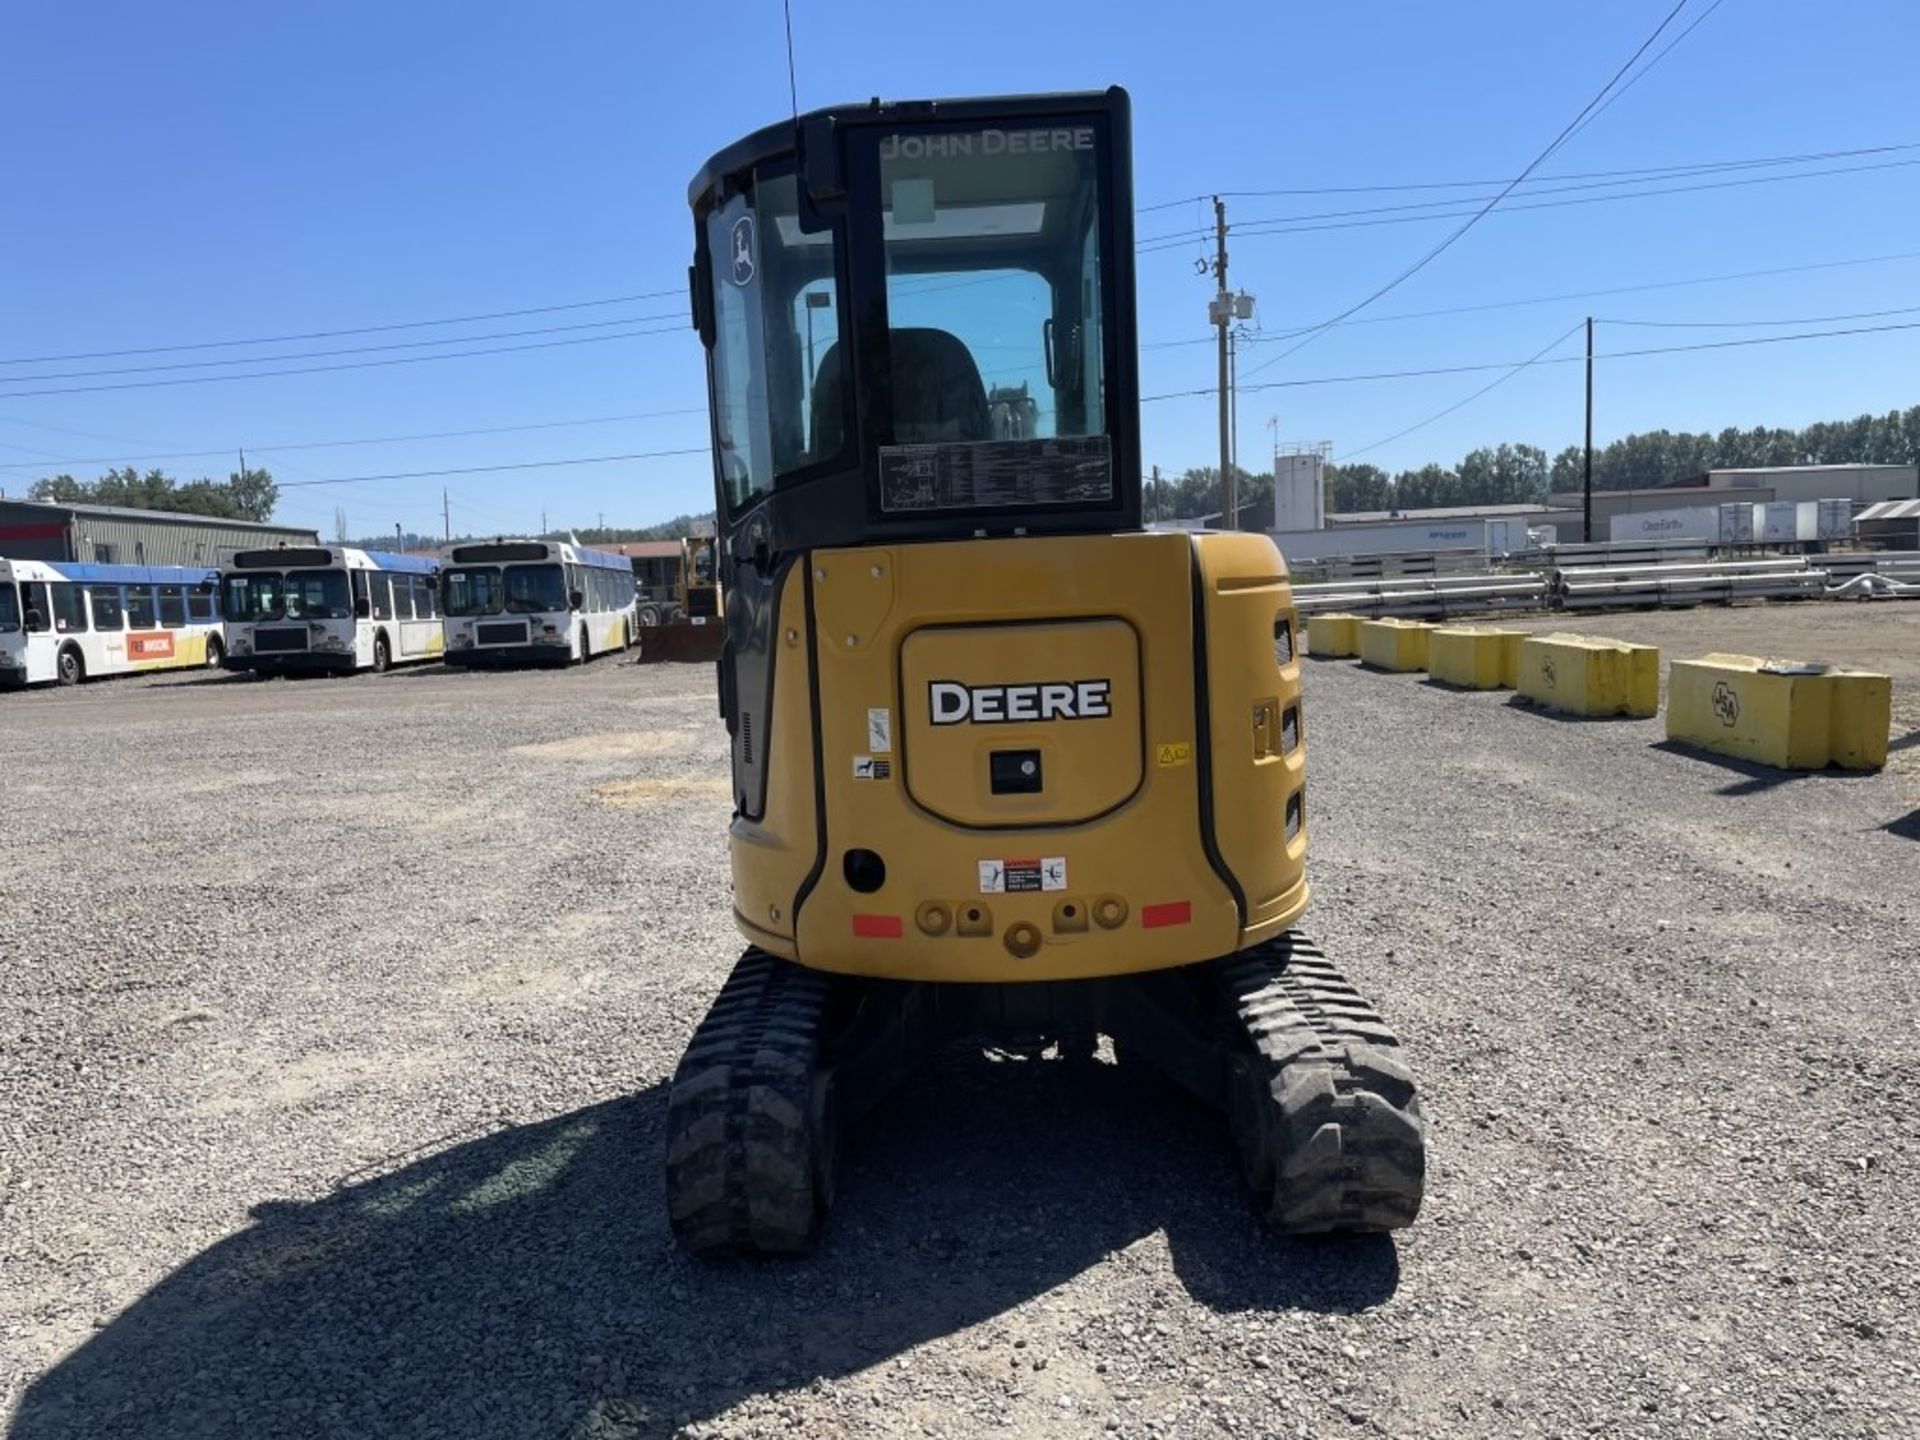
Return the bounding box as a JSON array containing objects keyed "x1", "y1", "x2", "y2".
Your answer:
[{"x1": 666, "y1": 86, "x2": 1425, "y2": 1256}]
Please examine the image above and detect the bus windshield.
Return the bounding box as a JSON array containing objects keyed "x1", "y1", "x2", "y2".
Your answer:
[
  {"x1": 220, "y1": 569, "x2": 349, "y2": 621},
  {"x1": 442, "y1": 567, "x2": 503, "y2": 617},
  {"x1": 285, "y1": 570, "x2": 351, "y2": 619},
  {"x1": 504, "y1": 564, "x2": 568, "y2": 614},
  {"x1": 0, "y1": 584, "x2": 18, "y2": 633},
  {"x1": 221, "y1": 572, "x2": 284, "y2": 622}
]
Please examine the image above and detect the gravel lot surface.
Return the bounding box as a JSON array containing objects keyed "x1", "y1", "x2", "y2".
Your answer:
[{"x1": 3, "y1": 605, "x2": 1916, "y2": 1439}]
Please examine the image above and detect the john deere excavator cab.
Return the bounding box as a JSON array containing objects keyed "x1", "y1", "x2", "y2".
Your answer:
[{"x1": 669, "y1": 88, "x2": 1424, "y2": 1256}]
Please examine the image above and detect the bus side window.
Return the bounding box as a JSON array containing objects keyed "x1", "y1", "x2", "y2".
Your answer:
[
  {"x1": 126, "y1": 585, "x2": 157, "y2": 630},
  {"x1": 412, "y1": 575, "x2": 436, "y2": 619},
  {"x1": 388, "y1": 573, "x2": 413, "y2": 621},
  {"x1": 88, "y1": 585, "x2": 125, "y2": 631},
  {"x1": 49, "y1": 583, "x2": 87, "y2": 633},
  {"x1": 187, "y1": 590, "x2": 215, "y2": 623},
  {"x1": 370, "y1": 574, "x2": 392, "y2": 621},
  {"x1": 158, "y1": 586, "x2": 187, "y2": 628},
  {"x1": 23, "y1": 583, "x2": 51, "y2": 632}
]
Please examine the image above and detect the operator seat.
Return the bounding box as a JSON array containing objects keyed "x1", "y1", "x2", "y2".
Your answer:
[{"x1": 808, "y1": 328, "x2": 991, "y2": 459}]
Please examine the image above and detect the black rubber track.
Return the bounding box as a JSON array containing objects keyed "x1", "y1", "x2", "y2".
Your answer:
[
  {"x1": 1217, "y1": 932, "x2": 1426, "y2": 1233},
  {"x1": 664, "y1": 948, "x2": 836, "y2": 1257}
]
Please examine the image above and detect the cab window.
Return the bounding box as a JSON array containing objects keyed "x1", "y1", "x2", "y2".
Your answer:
[
  {"x1": 871, "y1": 122, "x2": 1108, "y2": 444},
  {"x1": 705, "y1": 170, "x2": 847, "y2": 512}
]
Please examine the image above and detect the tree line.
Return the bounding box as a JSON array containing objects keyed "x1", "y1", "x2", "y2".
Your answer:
[
  {"x1": 1149, "y1": 404, "x2": 1920, "y2": 520},
  {"x1": 28, "y1": 465, "x2": 280, "y2": 523}
]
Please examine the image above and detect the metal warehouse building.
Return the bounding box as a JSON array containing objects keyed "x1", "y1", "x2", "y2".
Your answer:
[{"x1": 0, "y1": 499, "x2": 317, "y2": 567}]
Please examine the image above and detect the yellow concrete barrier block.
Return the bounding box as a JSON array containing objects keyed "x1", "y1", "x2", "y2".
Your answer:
[
  {"x1": 1428, "y1": 627, "x2": 1524, "y2": 689},
  {"x1": 1306, "y1": 612, "x2": 1362, "y2": 658},
  {"x1": 1515, "y1": 633, "x2": 1659, "y2": 718},
  {"x1": 1667, "y1": 653, "x2": 1891, "y2": 771},
  {"x1": 1358, "y1": 619, "x2": 1434, "y2": 673}
]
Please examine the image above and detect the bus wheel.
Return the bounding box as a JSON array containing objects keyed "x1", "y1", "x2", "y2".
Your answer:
[
  {"x1": 638, "y1": 604, "x2": 661, "y2": 628},
  {"x1": 203, "y1": 636, "x2": 225, "y2": 671},
  {"x1": 372, "y1": 634, "x2": 391, "y2": 674},
  {"x1": 56, "y1": 646, "x2": 84, "y2": 687}
]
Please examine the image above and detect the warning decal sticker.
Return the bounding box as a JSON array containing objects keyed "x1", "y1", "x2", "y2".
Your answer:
[
  {"x1": 1156, "y1": 741, "x2": 1192, "y2": 766},
  {"x1": 853, "y1": 756, "x2": 892, "y2": 780},
  {"x1": 867, "y1": 707, "x2": 893, "y2": 753},
  {"x1": 978, "y1": 856, "x2": 1068, "y2": 894}
]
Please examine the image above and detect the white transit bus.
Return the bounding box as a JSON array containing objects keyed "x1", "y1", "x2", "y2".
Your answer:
[
  {"x1": 220, "y1": 546, "x2": 443, "y2": 677},
  {"x1": 0, "y1": 558, "x2": 224, "y2": 688},
  {"x1": 440, "y1": 539, "x2": 638, "y2": 666}
]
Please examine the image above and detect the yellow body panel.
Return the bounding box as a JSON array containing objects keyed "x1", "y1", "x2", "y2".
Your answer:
[
  {"x1": 731, "y1": 531, "x2": 1309, "y2": 982},
  {"x1": 1428, "y1": 626, "x2": 1523, "y2": 689},
  {"x1": 1667, "y1": 652, "x2": 1890, "y2": 771},
  {"x1": 1306, "y1": 612, "x2": 1362, "y2": 658},
  {"x1": 1358, "y1": 618, "x2": 1434, "y2": 673},
  {"x1": 1516, "y1": 633, "x2": 1659, "y2": 718},
  {"x1": 126, "y1": 631, "x2": 211, "y2": 673}
]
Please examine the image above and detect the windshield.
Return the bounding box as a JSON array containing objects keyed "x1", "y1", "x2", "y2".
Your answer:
[
  {"x1": 504, "y1": 564, "x2": 568, "y2": 613},
  {"x1": 286, "y1": 569, "x2": 351, "y2": 619},
  {"x1": 443, "y1": 564, "x2": 567, "y2": 615},
  {"x1": 221, "y1": 572, "x2": 284, "y2": 623},
  {"x1": 0, "y1": 584, "x2": 18, "y2": 634},
  {"x1": 442, "y1": 567, "x2": 502, "y2": 617},
  {"x1": 221, "y1": 569, "x2": 349, "y2": 621}
]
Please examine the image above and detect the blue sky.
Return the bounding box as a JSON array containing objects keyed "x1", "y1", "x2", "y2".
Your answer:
[{"x1": 2, "y1": 0, "x2": 1917, "y2": 537}]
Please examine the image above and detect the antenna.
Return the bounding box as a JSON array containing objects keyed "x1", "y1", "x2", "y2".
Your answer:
[{"x1": 781, "y1": 0, "x2": 800, "y2": 126}]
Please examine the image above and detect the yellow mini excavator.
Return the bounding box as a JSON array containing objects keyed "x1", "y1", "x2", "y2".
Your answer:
[{"x1": 667, "y1": 87, "x2": 1425, "y2": 1255}]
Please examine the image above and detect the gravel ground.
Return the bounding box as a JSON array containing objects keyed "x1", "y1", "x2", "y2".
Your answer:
[{"x1": 2, "y1": 606, "x2": 1916, "y2": 1440}]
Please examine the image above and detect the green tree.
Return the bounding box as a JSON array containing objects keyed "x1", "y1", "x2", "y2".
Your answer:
[{"x1": 27, "y1": 464, "x2": 278, "y2": 521}]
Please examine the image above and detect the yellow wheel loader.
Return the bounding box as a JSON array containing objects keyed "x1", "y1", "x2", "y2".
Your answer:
[{"x1": 667, "y1": 87, "x2": 1424, "y2": 1255}]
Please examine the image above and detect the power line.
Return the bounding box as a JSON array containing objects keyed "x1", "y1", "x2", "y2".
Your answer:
[
  {"x1": 1141, "y1": 156, "x2": 1920, "y2": 253},
  {"x1": 1595, "y1": 301, "x2": 1920, "y2": 328},
  {"x1": 1141, "y1": 248, "x2": 1920, "y2": 352},
  {"x1": 0, "y1": 312, "x2": 685, "y2": 386},
  {"x1": 274, "y1": 447, "x2": 710, "y2": 491},
  {"x1": 1142, "y1": 314, "x2": 1920, "y2": 402},
  {"x1": 1140, "y1": 130, "x2": 1909, "y2": 214},
  {"x1": 1335, "y1": 322, "x2": 1587, "y2": 461},
  {"x1": 0, "y1": 325, "x2": 690, "y2": 400},
  {"x1": 0, "y1": 407, "x2": 709, "y2": 473},
  {"x1": 1557, "y1": 0, "x2": 1730, "y2": 151},
  {"x1": 1240, "y1": 0, "x2": 1699, "y2": 378},
  {"x1": 0, "y1": 289, "x2": 684, "y2": 368},
  {"x1": 1137, "y1": 152, "x2": 1920, "y2": 249}
]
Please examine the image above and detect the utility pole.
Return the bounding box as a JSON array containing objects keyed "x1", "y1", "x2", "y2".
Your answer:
[
  {"x1": 1212, "y1": 196, "x2": 1233, "y2": 529},
  {"x1": 540, "y1": 508, "x2": 548, "y2": 537},
  {"x1": 1583, "y1": 316, "x2": 1595, "y2": 543},
  {"x1": 1149, "y1": 463, "x2": 1160, "y2": 524},
  {"x1": 442, "y1": 487, "x2": 451, "y2": 544}
]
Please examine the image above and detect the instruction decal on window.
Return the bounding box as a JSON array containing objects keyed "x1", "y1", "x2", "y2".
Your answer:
[{"x1": 978, "y1": 857, "x2": 1067, "y2": 894}]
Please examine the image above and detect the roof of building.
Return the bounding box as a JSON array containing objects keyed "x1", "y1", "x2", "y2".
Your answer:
[
  {"x1": 1856, "y1": 498, "x2": 1920, "y2": 522},
  {"x1": 1327, "y1": 502, "x2": 1563, "y2": 524},
  {"x1": 0, "y1": 497, "x2": 315, "y2": 532},
  {"x1": 606, "y1": 540, "x2": 685, "y2": 559},
  {"x1": 1705, "y1": 463, "x2": 1917, "y2": 474}
]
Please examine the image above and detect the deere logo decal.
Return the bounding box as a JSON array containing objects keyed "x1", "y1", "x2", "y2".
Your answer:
[
  {"x1": 928, "y1": 679, "x2": 1112, "y2": 725},
  {"x1": 1712, "y1": 680, "x2": 1740, "y2": 726}
]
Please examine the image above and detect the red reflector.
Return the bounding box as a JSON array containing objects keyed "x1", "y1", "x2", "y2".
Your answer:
[
  {"x1": 852, "y1": 914, "x2": 903, "y2": 938},
  {"x1": 1141, "y1": 901, "x2": 1192, "y2": 929}
]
